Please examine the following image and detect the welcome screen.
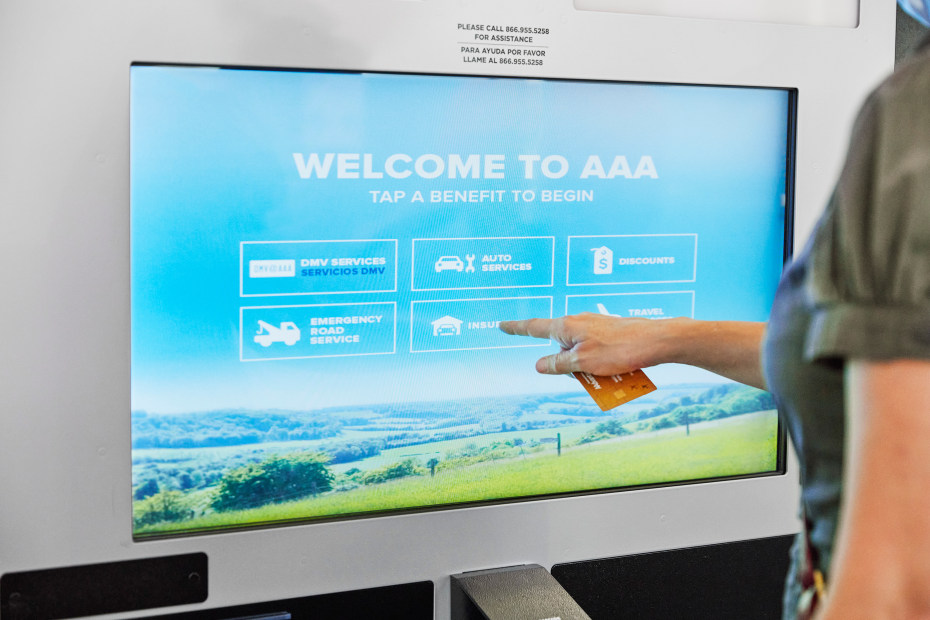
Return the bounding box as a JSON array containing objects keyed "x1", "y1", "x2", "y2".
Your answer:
[{"x1": 130, "y1": 65, "x2": 791, "y2": 537}]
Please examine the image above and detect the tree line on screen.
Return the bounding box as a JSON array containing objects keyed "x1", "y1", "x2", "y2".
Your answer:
[
  {"x1": 132, "y1": 385, "x2": 775, "y2": 529},
  {"x1": 131, "y1": 394, "x2": 609, "y2": 455},
  {"x1": 576, "y1": 383, "x2": 775, "y2": 441}
]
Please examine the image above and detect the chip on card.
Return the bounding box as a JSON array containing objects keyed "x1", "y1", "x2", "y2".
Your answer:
[{"x1": 572, "y1": 369, "x2": 657, "y2": 411}]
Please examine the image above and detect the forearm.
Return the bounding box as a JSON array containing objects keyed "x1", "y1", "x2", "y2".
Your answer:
[
  {"x1": 656, "y1": 318, "x2": 768, "y2": 390},
  {"x1": 501, "y1": 314, "x2": 768, "y2": 390}
]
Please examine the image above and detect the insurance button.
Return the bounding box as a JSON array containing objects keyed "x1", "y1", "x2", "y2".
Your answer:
[{"x1": 411, "y1": 296, "x2": 552, "y2": 352}]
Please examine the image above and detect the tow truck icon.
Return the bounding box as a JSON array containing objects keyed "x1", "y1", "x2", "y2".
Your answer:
[{"x1": 254, "y1": 320, "x2": 301, "y2": 347}]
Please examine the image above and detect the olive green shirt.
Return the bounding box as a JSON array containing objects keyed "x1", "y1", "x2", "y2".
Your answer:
[{"x1": 763, "y1": 34, "x2": 930, "y2": 617}]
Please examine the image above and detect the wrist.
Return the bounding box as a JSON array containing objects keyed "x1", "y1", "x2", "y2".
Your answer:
[{"x1": 651, "y1": 316, "x2": 696, "y2": 366}]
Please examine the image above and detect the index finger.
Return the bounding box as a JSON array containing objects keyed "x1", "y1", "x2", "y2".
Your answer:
[{"x1": 499, "y1": 318, "x2": 557, "y2": 340}]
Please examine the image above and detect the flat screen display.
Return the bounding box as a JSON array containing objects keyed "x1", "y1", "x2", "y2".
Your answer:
[{"x1": 130, "y1": 64, "x2": 793, "y2": 537}]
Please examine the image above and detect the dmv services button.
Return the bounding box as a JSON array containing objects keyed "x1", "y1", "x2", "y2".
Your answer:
[
  {"x1": 410, "y1": 296, "x2": 552, "y2": 353},
  {"x1": 566, "y1": 291, "x2": 695, "y2": 319},
  {"x1": 241, "y1": 239, "x2": 397, "y2": 296},
  {"x1": 240, "y1": 302, "x2": 396, "y2": 361},
  {"x1": 412, "y1": 237, "x2": 554, "y2": 291},
  {"x1": 567, "y1": 234, "x2": 697, "y2": 286}
]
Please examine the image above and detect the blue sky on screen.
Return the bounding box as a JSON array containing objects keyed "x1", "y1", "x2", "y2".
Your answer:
[{"x1": 130, "y1": 66, "x2": 789, "y2": 413}]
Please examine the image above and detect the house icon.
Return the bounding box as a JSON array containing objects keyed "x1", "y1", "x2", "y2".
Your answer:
[{"x1": 432, "y1": 315, "x2": 463, "y2": 336}]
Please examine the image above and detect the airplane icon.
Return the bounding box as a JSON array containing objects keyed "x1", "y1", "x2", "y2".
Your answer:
[{"x1": 596, "y1": 303, "x2": 620, "y2": 317}]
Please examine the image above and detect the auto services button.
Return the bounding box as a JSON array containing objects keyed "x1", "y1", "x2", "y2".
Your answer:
[{"x1": 412, "y1": 237, "x2": 554, "y2": 291}]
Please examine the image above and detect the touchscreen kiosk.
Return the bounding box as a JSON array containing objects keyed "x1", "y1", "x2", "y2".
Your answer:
[
  {"x1": 0, "y1": 1, "x2": 895, "y2": 618},
  {"x1": 130, "y1": 65, "x2": 792, "y2": 538}
]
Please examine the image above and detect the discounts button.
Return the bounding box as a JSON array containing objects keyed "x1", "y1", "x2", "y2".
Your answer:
[{"x1": 567, "y1": 234, "x2": 697, "y2": 285}]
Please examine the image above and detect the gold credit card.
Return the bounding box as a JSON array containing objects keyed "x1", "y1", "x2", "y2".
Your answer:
[{"x1": 572, "y1": 368, "x2": 657, "y2": 411}]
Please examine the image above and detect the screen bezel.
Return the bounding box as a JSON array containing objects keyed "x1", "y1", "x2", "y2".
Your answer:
[{"x1": 129, "y1": 61, "x2": 797, "y2": 540}]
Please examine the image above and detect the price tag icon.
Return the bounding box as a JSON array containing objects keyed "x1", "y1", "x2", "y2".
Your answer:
[{"x1": 591, "y1": 246, "x2": 613, "y2": 275}]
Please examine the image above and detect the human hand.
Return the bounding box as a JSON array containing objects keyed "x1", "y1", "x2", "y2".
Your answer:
[{"x1": 498, "y1": 313, "x2": 676, "y2": 376}]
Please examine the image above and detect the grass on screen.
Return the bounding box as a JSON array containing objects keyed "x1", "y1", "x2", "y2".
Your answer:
[{"x1": 135, "y1": 410, "x2": 778, "y2": 537}]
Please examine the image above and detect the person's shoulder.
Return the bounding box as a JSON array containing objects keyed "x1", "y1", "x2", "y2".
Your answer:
[
  {"x1": 871, "y1": 34, "x2": 930, "y2": 108},
  {"x1": 845, "y1": 34, "x2": 930, "y2": 154}
]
